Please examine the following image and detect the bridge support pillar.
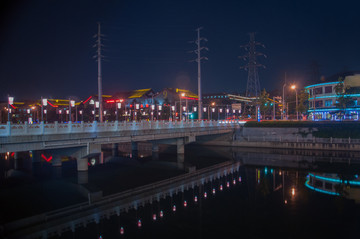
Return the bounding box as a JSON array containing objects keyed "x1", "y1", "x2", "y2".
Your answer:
[
  {"x1": 131, "y1": 141, "x2": 138, "y2": 158},
  {"x1": 76, "y1": 146, "x2": 89, "y2": 171},
  {"x1": 112, "y1": 143, "x2": 119, "y2": 157},
  {"x1": 52, "y1": 155, "x2": 62, "y2": 167},
  {"x1": 177, "y1": 138, "x2": 185, "y2": 155},
  {"x1": 78, "y1": 171, "x2": 88, "y2": 184}
]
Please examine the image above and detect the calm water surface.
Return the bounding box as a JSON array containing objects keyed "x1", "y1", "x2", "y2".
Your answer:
[{"x1": 1, "y1": 145, "x2": 360, "y2": 239}]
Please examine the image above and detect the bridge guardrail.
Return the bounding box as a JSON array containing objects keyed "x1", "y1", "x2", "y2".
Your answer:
[{"x1": 0, "y1": 120, "x2": 244, "y2": 137}]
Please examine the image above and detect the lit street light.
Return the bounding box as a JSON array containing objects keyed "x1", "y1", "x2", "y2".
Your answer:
[{"x1": 291, "y1": 85, "x2": 298, "y2": 120}]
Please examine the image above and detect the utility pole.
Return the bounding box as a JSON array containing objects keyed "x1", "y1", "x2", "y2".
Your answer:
[
  {"x1": 190, "y1": 27, "x2": 208, "y2": 120},
  {"x1": 239, "y1": 33, "x2": 266, "y2": 97},
  {"x1": 95, "y1": 22, "x2": 103, "y2": 123}
]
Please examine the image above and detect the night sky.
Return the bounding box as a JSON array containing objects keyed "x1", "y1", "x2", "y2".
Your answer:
[{"x1": 1, "y1": 0, "x2": 360, "y2": 100}]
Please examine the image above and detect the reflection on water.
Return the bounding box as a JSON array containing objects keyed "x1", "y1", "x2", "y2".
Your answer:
[{"x1": 1, "y1": 145, "x2": 360, "y2": 238}]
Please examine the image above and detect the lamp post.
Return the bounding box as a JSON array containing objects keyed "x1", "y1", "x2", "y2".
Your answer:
[
  {"x1": 8, "y1": 95, "x2": 14, "y2": 123},
  {"x1": 116, "y1": 102, "x2": 121, "y2": 121},
  {"x1": 69, "y1": 99, "x2": 75, "y2": 122},
  {"x1": 41, "y1": 97, "x2": 47, "y2": 123},
  {"x1": 291, "y1": 85, "x2": 298, "y2": 120},
  {"x1": 180, "y1": 93, "x2": 185, "y2": 121}
]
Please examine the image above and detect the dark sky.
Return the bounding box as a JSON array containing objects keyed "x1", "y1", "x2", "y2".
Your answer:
[{"x1": 1, "y1": 0, "x2": 360, "y2": 100}]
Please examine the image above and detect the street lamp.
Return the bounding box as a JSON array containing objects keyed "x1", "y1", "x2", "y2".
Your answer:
[
  {"x1": 69, "y1": 99, "x2": 75, "y2": 122},
  {"x1": 180, "y1": 93, "x2": 185, "y2": 121},
  {"x1": 41, "y1": 97, "x2": 47, "y2": 123},
  {"x1": 8, "y1": 95, "x2": 14, "y2": 123},
  {"x1": 291, "y1": 85, "x2": 298, "y2": 120}
]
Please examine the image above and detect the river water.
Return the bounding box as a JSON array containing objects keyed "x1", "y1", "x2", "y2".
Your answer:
[{"x1": 1, "y1": 145, "x2": 360, "y2": 239}]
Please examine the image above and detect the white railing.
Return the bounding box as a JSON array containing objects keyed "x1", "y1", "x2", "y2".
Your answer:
[{"x1": 0, "y1": 120, "x2": 243, "y2": 137}]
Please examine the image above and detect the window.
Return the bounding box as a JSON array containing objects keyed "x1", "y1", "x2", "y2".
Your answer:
[
  {"x1": 315, "y1": 180, "x2": 323, "y2": 188},
  {"x1": 325, "y1": 100, "x2": 333, "y2": 107},
  {"x1": 325, "y1": 86, "x2": 333, "y2": 94},
  {"x1": 325, "y1": 182, "x2": 332, "y2": 190},
  {"x1": 315, "y1": 100, "x2": 323, "y2": 108},
  {"x1": 314, "y1": 87, "x2": 323, "y2": 95}
]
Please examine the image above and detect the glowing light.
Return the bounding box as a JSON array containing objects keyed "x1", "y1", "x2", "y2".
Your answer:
[
  {"x1": 42, "y1": 98, "x2": 48, "y2": 106},
  {"x1": 219, "y1": 108, "x2": 223, "y2": 113},
  {"x1": 90, "y1": 158, "x2": 96, "y2": 166},
  {"x1": 291, "y1": 187, "x2": 295, "y2": 196},
  {"x1": 95, "y1": 101, "x2": 99, "y2": 108},
  {"x1": 151, "y1": 105, "x2": 155, "y2": 110},
  {"x1": 152, "y1": 214, "x2": 157, "y2": 221},
  {"x1": 291, "y1": 85, "x2": 296, "y2": 90},
  {"x1": 183, "y1": 200, "x2": 187, "y2": 207},
  {"x1": 172, "y1": 205, "x2": 176, "y2": 212},
  {"x1": 226, "y1": 182, "x2": 230, "y2": 188},
  {"x1": 159, "y1": 210, "x2": 164, "y2": 218},
  {"x1": 137, "y1": 219, "x2": 142, "y2": 228},
  {"x1": 238, "y1": 176, "x2": 242, "y2": 182},
  {"x1": 120, "y1": 227, "x2": 124, "y2": 235},
  {"x1": 158, "y1": 105, "x2": 162, "y2": 110},
  {"x1": 203, "y1": 107, "x2": 207, "y2": 112},
  {"x1": 194, "y1": 196, "x2": 198, "y2": 202},
  {"x1": 233, "y1": 179, "x2": 236, "y2": 185},
  {"x1": 117, "y1": 103, "x2": 121, "y2": 109},
  {"x1": 284, "y1": 200, "x2": 288, "y2": 204},
  {"x1": 171, "y1": 106, "x2": 175, "y2": 111},
  {"x1": 136, "y1": 104, "x2": 140, "y2": 110},
  {"x1": 8, "y1": 97, "x2": 14, "y2": 105},
  {"x1": 27, "y1": 109, "x2": 30, "y2": 114},
  {"x1": 212, "y1": 188, "x2": 216, "y2": 194},
  {"x1": 70, "y1": 100, "x2": 75, "y2": 107},
  {"x1": 41, "y1": 154, "x2": 52, "y2": 162},
  {"x1": 183, "y1": 106, "x2": 186, "y2": 111},
  {"x1": 220, "y1": 185, "x2": 223, "y2": 191},
  {"x1": 193, "y1": 107, "x2": 197, "y2": 112},
  {"x1": 305, "y1": 179, "x2": 339, "y2": 195},
  {"x1": 204, "y1": 192, "x2": 207, "y2": 198}
]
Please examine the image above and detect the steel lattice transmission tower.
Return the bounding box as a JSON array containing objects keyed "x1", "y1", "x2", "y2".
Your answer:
[
  {"x1": 189, "y1": 27, "x2": 208, "y2": 120},
  {"x1": 239, "y1": 33, "x2": 266, "y2": 97},
  {"x1": 94, "y1": 22, "x2": 104, "y2": 122}
]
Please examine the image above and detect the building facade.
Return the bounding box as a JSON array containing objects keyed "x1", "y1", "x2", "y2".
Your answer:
[{"x1": 305, "y1": 73, "x2": 360, "y2": 120}]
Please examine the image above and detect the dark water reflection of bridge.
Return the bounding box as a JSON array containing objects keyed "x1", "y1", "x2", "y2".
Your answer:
[{"x1": 2, "y1": 146, "x2": 360, "y2": 238}]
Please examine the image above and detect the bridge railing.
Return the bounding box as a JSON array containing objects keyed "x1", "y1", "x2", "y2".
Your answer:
[{"x1": 0, "y1": 120, "x2": 244, "y2": 137}]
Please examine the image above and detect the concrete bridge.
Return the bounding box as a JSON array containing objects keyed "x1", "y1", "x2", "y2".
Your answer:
[{"x1": 0, "y1": 120, "x2": 243, "y2": 171}]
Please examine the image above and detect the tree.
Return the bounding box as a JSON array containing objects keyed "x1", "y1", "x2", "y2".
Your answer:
[
  {"x1": 297, "y1": 89, "x2": 309, "y2": 117},
  {"x1": 259, "y1": 89, "x2": 271, "y2": 118},
  {"x1": 334, "y1": 77, "x2": 353, "y2": 118}
]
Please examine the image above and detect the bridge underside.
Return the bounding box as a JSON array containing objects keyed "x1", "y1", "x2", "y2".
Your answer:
[{"x1": 1, "y1": 127, "x2": 234, "y2": 171}]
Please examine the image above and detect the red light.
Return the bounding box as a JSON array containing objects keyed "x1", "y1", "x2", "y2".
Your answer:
[
  {"x1": 152, "y1": 214, "x2": 157, "y2": 221},
  {"x1": 130, "y1": 104, "x2": 133, "y2": 108},
  {"x1": 159, "y1": 210, "x2": 164, "y2": 218},
  {"x1": 10, "y1": 104, "x2": 17, "y2": 109},
  {"x1": 137, "y1": 219, "x2": 142, "y2": 228},
  {"x1": 106, "y1": 100, "x2": 115, "y2": 103},
  {"x1": 120, "y1": 227, "x2": 124, "y2": 235},
  {"x1": 141, "y1": 104, "x2": 143, "y2": 108},
  {"x1": 204, "y1": 192, "x2": 207, "y2": 198},
  {"x1": 11, "y1": 152, "x2": 15, "y2": 157},
  {"x1": 194, "y1": 196, "x2": 198, "y2": 202},
  {"x1": 47, "y1": 101, "x2": 58, "y2": 108},
  {"x1": 183, "y1": 200, "x2": 187, "y2": 207},
  {"x1": 227, "y1": 182, "x2": 230, "y2": 188},
  {"x1": 220, "y1": 185, "x2": 223, "y2": 191},
  {"x1": 41, "y1": 154, "x2": 52, "y2": 162},
  {"x1": 172, "y1": 205, "x2": 176, "y2": 212},
  {"x1": 83, "y1": 96, "x2": 92, "y2": 104},
  {"x1": 146, "y1": 104, "x2": 149, "y2": 108}
]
